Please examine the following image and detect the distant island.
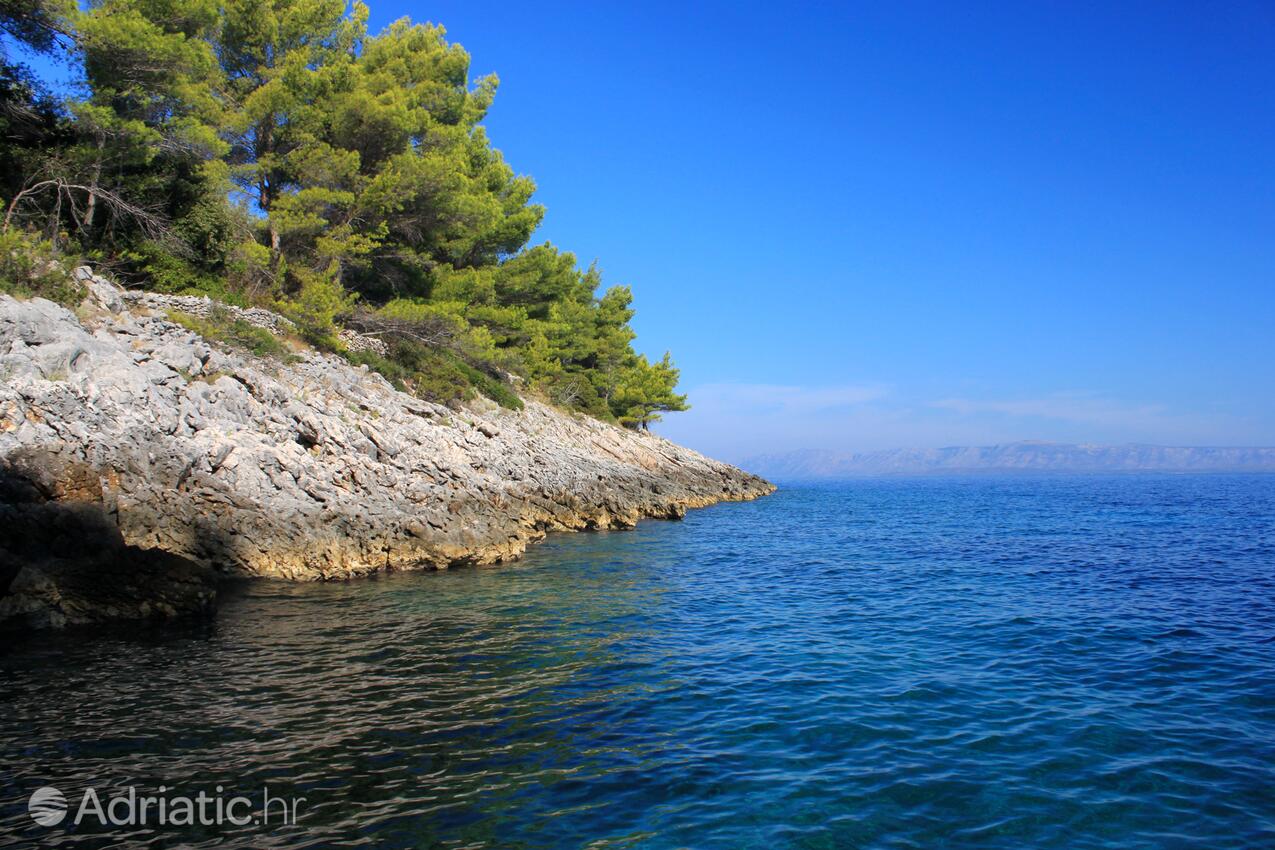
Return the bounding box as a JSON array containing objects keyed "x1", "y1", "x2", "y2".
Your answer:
[{"x1": 745, "y1": 442, "x2": 1275, "y2": 479}]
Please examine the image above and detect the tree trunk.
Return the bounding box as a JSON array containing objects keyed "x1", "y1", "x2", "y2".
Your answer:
[
  {"x1": 84, "y1": 135, "x2": 105, "y2": 229},
  {"x1": 257, "y1": 120, "x2": 281, "y2": 263}
]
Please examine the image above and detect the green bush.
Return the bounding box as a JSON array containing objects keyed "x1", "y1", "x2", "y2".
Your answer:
[
  {"x1": 347, "y1": 338, "x2": 523, "y2": 410},
  {"x1": 454, "y1": 358, "x2": 524, "y2": 410},
  {"x1": 279, "y1": 266, "x2": 355, "y2": 350},
  {"x1": 170, "y1": 307, "x2": 295, "y2": 360},
  {"x1": 533, "y1": 372, "x2": 611, "y2": 420},
  {"x1": 347, "y1": 344, "x2": 468, "y2": 405},
  {"x1": 119, "y1": 241, "x2": 250, "y2": 306},
  {"x1": 0, "y1": 230, "x2": 83, "y2": 306},
  {"x1": 224, "y1": 239, "x2": 275, "y2": 301}
]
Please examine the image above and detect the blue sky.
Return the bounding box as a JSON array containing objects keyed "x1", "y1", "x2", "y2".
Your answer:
[
  {"x1": 372, "y1": 0, "x2": 1274, "y2": 461},
  {"x1": 37, "y1": 1, "x2": 1275, "y2": 461}
]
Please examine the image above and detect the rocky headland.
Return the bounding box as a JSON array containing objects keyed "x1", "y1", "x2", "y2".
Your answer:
[{"x1": 0, "y1": 271, "x2": 772, "y2": 630}]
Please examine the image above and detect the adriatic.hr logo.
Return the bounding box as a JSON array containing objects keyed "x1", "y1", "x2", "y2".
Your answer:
[
  {"x1": 27, "y1": 787, "x2": 68, "y2": 826},
  {"x1": 26, "y1": 784, "x2": 305, "y2": 829}
]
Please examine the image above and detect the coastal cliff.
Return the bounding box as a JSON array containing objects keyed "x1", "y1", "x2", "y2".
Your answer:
[{"x1": 0, "y1": 273, "x2": 773, "y2": 629}]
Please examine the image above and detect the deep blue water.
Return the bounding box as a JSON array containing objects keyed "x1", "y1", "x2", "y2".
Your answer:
[{"x1": 3, "y1": 475, "x2": 1275, "y2": 848}]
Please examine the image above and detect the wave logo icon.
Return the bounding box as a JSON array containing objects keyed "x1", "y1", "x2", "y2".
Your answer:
[{"x1": 28, "y1": 787, "x2": 67, "y2": 826}]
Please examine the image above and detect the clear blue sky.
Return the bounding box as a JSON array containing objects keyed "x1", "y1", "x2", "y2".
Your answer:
[
  {"x1": 52, "y1": 1, "x2": 1275, "y2": 460},
  {"x1": 373, "y1": 0, "x2": 1275, "y2": 461}
]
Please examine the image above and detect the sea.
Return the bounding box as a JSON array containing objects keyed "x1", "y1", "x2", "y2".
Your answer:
[{"x1": 2, "y1": 474, "x2": 1273, "y2": 848}]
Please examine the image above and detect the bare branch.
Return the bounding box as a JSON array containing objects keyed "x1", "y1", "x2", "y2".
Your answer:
[
  {"x1": 344, "y1": 311, "x2": 459, "y2": 349},
  {"x1": 3, "y1": 178, "x2": 173, "y2": 246}
]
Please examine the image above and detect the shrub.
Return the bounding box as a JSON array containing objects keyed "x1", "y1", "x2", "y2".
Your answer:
[
  {"x1": 224, "y1": 239, "x2": 275, "y2": 302},
  {"x1": 0, "y1": 230, "x2": 83, "y2": 306},
  {"x1": 342, "y1": 303, "x2": 523, "y2": 409},
  {"x1": 347, "y1": 339, "x2": 523, "y2": 410},
  {"x1": 454, "y1": 358, "x2": 524, "y2": 410},
  {"x1": 347, "y1": 344, "x2": 470, "y2": 405},
  {"x1": 118, "y1": 241, "x2": 250, "y2": 306},
  {"x1": 533, "y1": 372, "x2": 610, "y2": 420},
  {"x1": 170, "y1": 307, "x2": 295, "y2": 360},
  {"x1": 279, "y1": 265, "x2": 355, "y2": 350}
]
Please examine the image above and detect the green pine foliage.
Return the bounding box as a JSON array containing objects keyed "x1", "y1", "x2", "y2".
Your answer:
[
  {"x1": 0, "y1": 230, "x2": 82, "y2": 305},
  {"x1": 0, "y1": 0, "x2": 689, "y2": 427}
]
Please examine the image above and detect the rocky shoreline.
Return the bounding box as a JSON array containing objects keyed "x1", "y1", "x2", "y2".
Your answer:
[{"x1": 0, "y1": 273, "x2": 773, "y2": 630}]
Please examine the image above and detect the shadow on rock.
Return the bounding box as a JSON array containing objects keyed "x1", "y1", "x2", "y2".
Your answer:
[{"x1": 0, "y1": 460, "x2": 220, "y2": 632}]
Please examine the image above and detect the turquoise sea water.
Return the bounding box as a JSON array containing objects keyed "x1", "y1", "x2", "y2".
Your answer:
[{"x1": 2, "y1": 475, "x2": 1274, "y2": 848}]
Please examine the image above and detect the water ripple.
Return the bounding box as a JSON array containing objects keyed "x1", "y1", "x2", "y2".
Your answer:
[{"x1": 2, "y1": 474, "x2": 1274, "y2": 848}]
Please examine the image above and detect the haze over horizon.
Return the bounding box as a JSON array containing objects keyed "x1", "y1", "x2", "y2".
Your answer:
[{"x1": 741, "y1": 442, "x2": 1275, "y2": 481}]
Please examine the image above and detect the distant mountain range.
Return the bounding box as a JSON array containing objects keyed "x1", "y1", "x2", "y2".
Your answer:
[{"x1": 744, "y1": 443, "x2": 1275, "y2": 479}]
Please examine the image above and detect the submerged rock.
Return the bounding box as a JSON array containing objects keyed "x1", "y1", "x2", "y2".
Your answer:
[{"x1": 0, "y1": 273, "x2": 773, "y2": 629}]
